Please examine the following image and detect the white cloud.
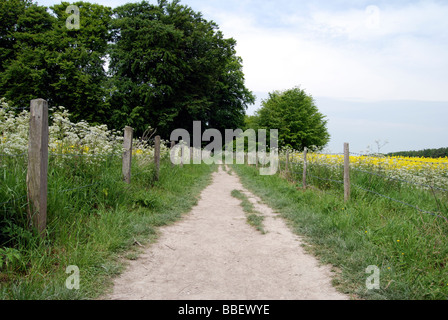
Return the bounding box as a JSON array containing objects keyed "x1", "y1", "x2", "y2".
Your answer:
[
  {"x1": 37, "y1": 0, "x2": 448, "y2": 103},
  {"x1": 309, "y1": 1, "x2": 448, "y2": 40},
  {"x1": 205, "y1": 1, "x2": 448, "y2": 103}
]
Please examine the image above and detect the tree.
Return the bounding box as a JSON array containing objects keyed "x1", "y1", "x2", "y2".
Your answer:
[
  {"x1": 0, "y1": 1, "x2": 112, "y2": 124},
  {"x1": 0, "y1": 1, "x2": 55, "y2": 106},
  {"x1": 108, "y1": 0, "x2": 254, "y2": 137},
  {"x1": 0, "y1": 0, "x2": 254, "y2": 135},
  {"x1": 0, "y1": 0, "x2": 33, "y2": 74},
  {"x1": 388, "y1": 147, "x2": 448, "y2": 158},
  {"x1": 253, "y1": 87, "x2": 330, "y2": 151},
  {"x1": 47, "y1": 2, "x2": 112, "y2": 124},
  {"x1": 243, "y1": 114, "x2": 259, "y2": 131}
]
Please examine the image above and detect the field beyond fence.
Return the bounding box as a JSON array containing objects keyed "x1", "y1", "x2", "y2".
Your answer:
[
  {"x1": 235, "y1": 144, "x2": 448, "y2": 299},
  {"x1": 277, "y1": 145, "x2": 448, "y2": 222}
]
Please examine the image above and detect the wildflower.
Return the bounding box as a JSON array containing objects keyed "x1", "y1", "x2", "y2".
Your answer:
[
  {"x1": 0, "y1": 101, "x2": 168, "y2": 163},
  {"x1": 281, "y1": 149, "x2": 448, "y2": 191}
]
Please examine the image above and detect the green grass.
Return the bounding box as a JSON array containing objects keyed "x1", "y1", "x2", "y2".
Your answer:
[
  {"x1": 232, "y1": 163, "x2": 448, "y2": 300},
  {"x1": 231, "y1": 189, "x2": 266, "y2": 234},
  {"x1": 0, "y1": 154, "x2": 216, "y2": 299}
]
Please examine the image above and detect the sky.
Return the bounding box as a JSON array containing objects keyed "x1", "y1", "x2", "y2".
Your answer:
[{"x1": 36, "y1": 0, "x2": 448, "y2": 154}]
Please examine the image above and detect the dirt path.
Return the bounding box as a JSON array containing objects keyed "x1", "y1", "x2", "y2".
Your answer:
[{"x1": 105, "y1": 166, "x2": 349, "y2": 300}]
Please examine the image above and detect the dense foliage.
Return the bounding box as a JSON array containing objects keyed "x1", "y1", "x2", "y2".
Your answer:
[
  {"x1": 108, "y1": 0, "x2": 254, "y2": 137},
  {"x1": 0, "y1": 1, "x2": 112, "y2": 124},
  {"x1": 388, "y1": 147, "x2": 448, "y2": 159},
  {"x1": 0, "y1": 0, "x2": 254, "y2": 137},
  {"x1": 246, "y1": 87, "x2": 330, "y2": 151}
]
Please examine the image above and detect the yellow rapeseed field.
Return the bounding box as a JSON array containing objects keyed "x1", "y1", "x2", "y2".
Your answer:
[{"x1": 282, "y1": 151, "x2": 448, "y2": 190}]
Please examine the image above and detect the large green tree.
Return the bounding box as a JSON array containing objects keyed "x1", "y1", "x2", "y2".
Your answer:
[
  {"x1": 252, "y1": 87, "x2": 330, "y2": 151},
  {"x1": 0, "y1": 1, "x2": 55, "y2": 106},
  {"x1": 1, "y1": 0, "x2": 253, "y2": 135},
  {"x1": 0, "y1": 0, "x2": 33, "y2": 74},
  {"x1": 0, "y1": 1, "x2": 112, "y2": 124},
  {"x1": 108, "y1": 0, "x2": 254, "y2": 137}
]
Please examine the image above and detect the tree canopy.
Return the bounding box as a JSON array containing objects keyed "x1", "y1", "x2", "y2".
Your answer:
[
  {"x1": 247, "y1": 87, "x2": 330, "y2": 151},
  {"x1": 108, "y1": 0, "x2": 254, "y2": 136},
  {"x1": 388, "y1": 147, "x2": 448, "y2": 158},
  {"x1": 0, "y1": 0, "x2": 254, "y2": 137},
  {"x1": 0, "y1": 1, "x2": 112, "y2": 124}
]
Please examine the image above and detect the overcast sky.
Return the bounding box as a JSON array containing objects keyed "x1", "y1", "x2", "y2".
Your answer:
[{"x1": 37, "y1": 0, "x2": 448, "y2": 154}]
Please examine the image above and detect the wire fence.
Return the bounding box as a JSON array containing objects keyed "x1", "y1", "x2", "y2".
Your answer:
[
  {"x1": 351, "y1": 183, "x2": 448, "y2": 222},
  {"x1": 276, "y1": 147, "x2": 448, "y2": 223},
  {"x1": 350, "y1": 167, "x2": 448, "y2": 193},
  {"x1": 1, "y1": 152, "x2": 106, "y2": 211},
  {"x1": 0, "y1": 153, "x2": 28, "y2": 157},
  {"x1": 1, "y1": 100, "x2": 169, "y2": 238},
  {"x1": 0, "y1": 150, "x2": 168, "y2": 246},
  {"x1": 1, "y1": 106, "x2": 30, "y2": 112}
]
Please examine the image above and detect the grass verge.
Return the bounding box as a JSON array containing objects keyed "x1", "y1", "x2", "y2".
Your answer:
[
  {"x1": 231, "y1": 164, "x2": 448, "y2": 300},
  {"x1": 231, "y1": 189, "x2": 266, "y2": 234},
  {"x1": 0, "y1": 154, "x2": 216, "y2": 300}
]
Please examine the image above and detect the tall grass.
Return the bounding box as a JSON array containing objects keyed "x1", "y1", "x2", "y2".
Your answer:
[
  {"x1": 232, "y1": 163, "x2": 448, "y2": 300},
  {"x1": 0, "y1": 152, "x2": 216, "y2": 299}
]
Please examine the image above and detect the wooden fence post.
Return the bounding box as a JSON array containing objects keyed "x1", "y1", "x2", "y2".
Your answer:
[
  {"x1": 122, "y1": 126, "x2": 133, "y2": 184},
  {"x1": 344, "y1": 142, "x2": 351, "y2": 202},
  {"x1": 27, "y1": 98, "x2": 49, "y2": 237},
  {"x1": 285, "y1": 150, "x2": 289, "y2": 177},
  {"x1": 154, "y1": 135, "x2": 161, "y2": 181},
  {"x1": 302, "y1": 147, "x2": 307, "y2": 189}
]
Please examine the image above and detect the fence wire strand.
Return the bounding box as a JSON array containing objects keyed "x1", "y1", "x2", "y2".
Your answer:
[
  {"x1": 0, "y1": 195, "x2": 27, "y2": 207},
  {"x1": 304, "y1": 172, "x2": 344, "y2": 185},
  {"x1": 278, "y1": 152, "x2": 448, "y2": 223},
  {"x1": 352, "y1": 183, "x2": 448, "y2": 222},
  {"x1": 351, "y1": 167, "x2": 448, "y2": 193}
]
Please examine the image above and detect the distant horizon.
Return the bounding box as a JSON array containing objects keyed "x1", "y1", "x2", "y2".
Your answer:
[
  {"x1": 247, "y1": 95, "x2": 448, "y2": 155},
  {"x1": 386, "y1": 147, "x2": 448, "y2": 154}
]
